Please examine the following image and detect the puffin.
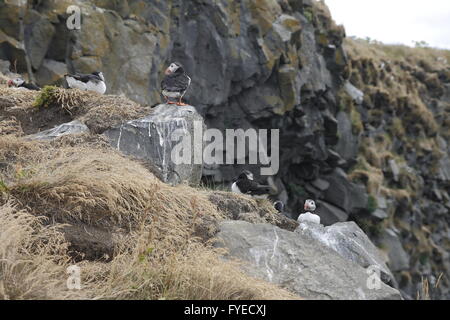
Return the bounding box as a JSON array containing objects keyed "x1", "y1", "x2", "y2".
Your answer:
[
  {"x1": 274, "y1": 200, "x2": 285, "y2": 213},
  {"x1": 297, "y1": 199, "x2": 321, "y2": 225},
  {"x1": 7, "y1": 78, "x2": 40, "y2": 91},
  {"x1": 65, "y1": 71, "x2": 106, "y2": 94},
  {"x1": 231, "y1": 170, "x2": 272, "y2": 199},
  {"x1": 161, "y1": 62, "x2": 191, "y2": 106}
]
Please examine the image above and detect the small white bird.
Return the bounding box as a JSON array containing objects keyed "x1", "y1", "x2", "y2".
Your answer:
[
  {"x1": 297, "y1": 199, "x2": 321, "y2": 225},
  {"x1": 65, "y1": 71, "x2": 106, "y2": 94}
]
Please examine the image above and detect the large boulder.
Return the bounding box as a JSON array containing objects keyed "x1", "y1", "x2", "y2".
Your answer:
[
  {"x1": 296, "y1": 221, "x2": 397, "y2": 287},
  {"x1": 215, "y1": 221, "x2": 402, "y2": 300},
  {"x1": 105, "y1": 104, "x2": 204, "y2": 185}
]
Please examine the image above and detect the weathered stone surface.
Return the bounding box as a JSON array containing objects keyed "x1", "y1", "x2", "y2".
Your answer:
[
  {"x1": 335, "y1": 111, "x2": 359, "y2": 161},
  {"x1": 316, "y1": 200, "x2": 349, "y2": 226},
  {"x1": 310, "y1": 178, "x2": 330, "y2": 191},
  {"x1": 0, "y1": 59, "x2": 10, "y2": 74},
  {"x1": 216, "y1": 221, "x2": 401, "y2": 300},
  {"x1": 372, "y1": 209, "x2": 388, "y2": 220},
  {"x1": 344, "y1": 80, "x2": 364, "y2": 104},
  {"x1": 296, "y1": 221, "x2": 397, "y2": 287},
  {"x1": 105, "y1": 104, "x2": 204, "y2": 186},
  {"x1": 0, "y1": 29, "x2": 26, "y2": 73},
  {"x1": 388, "y1": 159, "x2": 400, "y2": 182},
  {"x1": 35, "y1": 59, "x2": 67, "y2": 86},
  {"x1": 25, "y1": 17, "x2": 55, "y2": 70},
  {"x1": 27, "y1": 120, "x2": 89, "y2": 141},
  {"x1": 377, "y1": 229, "x2": 410, "y2": 272},
  {"x1": 322, "y1": 168, "x2": 368, "y2": 214}
]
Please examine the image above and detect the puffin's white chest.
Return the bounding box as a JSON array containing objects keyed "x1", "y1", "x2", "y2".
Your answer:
[
  {"x1": 86, "y1": 80, "x2": 106, "y2": 94},
  {"x1": 231, "y1": 182, "x2": 242, "y2": 194},
  {"x1": 162, "y1": 90, "x2": 182, "y2": 98},
  {"x1": 297, "y1": 212, "x2": 321, "y2": 225},
  {"x1": 66, "y1": 77, "x2": 106, "y2": 94}
]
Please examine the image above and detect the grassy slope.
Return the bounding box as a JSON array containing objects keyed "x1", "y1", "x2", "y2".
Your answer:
[{"x1": 0, "y1": 84, "x2": 298, "y2": 300}]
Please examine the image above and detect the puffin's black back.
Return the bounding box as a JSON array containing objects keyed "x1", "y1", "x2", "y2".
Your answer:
[{"x1": 161, "y1": 64, "x2": 190, "y2": 92}]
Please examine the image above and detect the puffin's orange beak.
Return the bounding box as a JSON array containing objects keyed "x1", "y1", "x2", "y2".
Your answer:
[
  {"x1": 7, "y1": 80, "x2": 13, "y2": 87},
  {"x1": 165, "y1": 67, "x2": 172, "y2": 75}
]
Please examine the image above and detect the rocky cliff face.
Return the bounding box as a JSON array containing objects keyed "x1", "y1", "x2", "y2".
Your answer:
[{"x1": 0, "y1": 0, "x2": 449, "y2": 299}]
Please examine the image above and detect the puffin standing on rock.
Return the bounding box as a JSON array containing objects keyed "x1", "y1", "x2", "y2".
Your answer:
[
  {"x1": 161, "y1": 62, "x2": 191, "y2": 106},
  {"x1": 65, "y1": 71, "x2": 106, "y2": 94},
  {"x1": 297, "y1": 199, "x2": 321, "y2": 225},
  {"x1": 7, "y1": 78, "x2": 40, "y2": 91},
  {"x1": 231, "y1": 170, "x2": 272, "y2": 199}
]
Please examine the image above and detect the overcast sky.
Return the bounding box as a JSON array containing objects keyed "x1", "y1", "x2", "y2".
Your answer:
[{"x1": 324, "y1": 0, "x2": 450, "y2": 49}]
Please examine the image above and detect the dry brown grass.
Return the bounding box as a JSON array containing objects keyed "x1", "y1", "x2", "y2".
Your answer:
[
  {"x1": 345, "y1": 38, "x2": 450, "y2": 71},
  {"x1": 0, "y1": 134, "x2": 299, "y2": 300},
  {"x1": 349, "y1": 156, "x2": 384, "y2": 195},
  {"x1": 0, "y1": 199, "x2": 298, "y2": 300},
  {"x1": 417, "y1": 273, "x2": 445, "y2": 300},
  {"x1": 0, "y1": 86, "x2": 151, "y2": 136},
  {"x1": 345, "y1": 38, "x2": 440, "y2": 136},
  {"x1": 0, "y1": 87, "x2": 39, "y2": 109},
  {"x1": 0, "y1": 201, "x2": 71, "y2": 300},
  {"x1": 32, "y1": 86, "x2": 151, "y2": 133},
  {"x1": 0, "y1": 117, "x2": 23, "y2": 136},
  {"x1": 78, "y1": 228, "x2": 298, "y2": 300}
]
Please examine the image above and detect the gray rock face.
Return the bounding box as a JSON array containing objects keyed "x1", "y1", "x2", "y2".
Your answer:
[
  {"x1": 0, "y1": 59, "x2": 10, "y2": 74},
  {"x1": 25, "y1": 17, "x2": 55, "y2": 70},
  {"x1": 372, "y1": 209, "x2": 388, "y2": 220},
  {"x1": 322, "y1": 168, "x2": 368, "y2": 214},
  {"x1": 377, "y1": 229, "x2": 410, "y2": 272},
  {"x1": 296, "y1": 221, "x2": 397, "y2": 287},
  {"x1": 335, "y1": 111, "x2": 359, "y2": 161},
  {"x1": 105, "y1": 104, "x2": 204, "y2": 185},
  {"x1": 388, "y1": 159, "x2": 400, "y2": 182},
  {"x1": 216, "y1": 221, "x2": 401, "y2": 300},
  {"x1": 27, "y1": 120, "x2": 89, "y2": 141},
  {"x1": 316, "y1": 200, "x2": 349, "y2": 225},
  {"x1": 35, "y1": 59, "x2": 68, "y2": 86},
  {"x1": 344, "y1": 81, "x2": 364, "y2": 104}
]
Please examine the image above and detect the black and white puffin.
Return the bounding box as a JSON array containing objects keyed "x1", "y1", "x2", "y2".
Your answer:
[
  {"x1": 7, "y1": 78, "x2": 40, "y2": 91},
  {"x1": 297, "y1": 199, "x2": 321, "y2": 225},
  {"x1": 274, "y1": 200, "x2": 285, "y2": 213},
  {"x1": 231, "y1": 170, "x2": 272, "y2": 199},
  {"x1": 161, "y1": 62, "x2": 191, "y2": 106},
  {"x1": 65, "y1": 71, "x2": 106, "y2": 94}
]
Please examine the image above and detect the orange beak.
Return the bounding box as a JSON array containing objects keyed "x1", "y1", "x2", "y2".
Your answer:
[
  {"x1": 165, "y1": 67, "x2": 172, "y2": 75},
  {"x1": 7, "y1": 80, "x2": 13, "y2": 87}
]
